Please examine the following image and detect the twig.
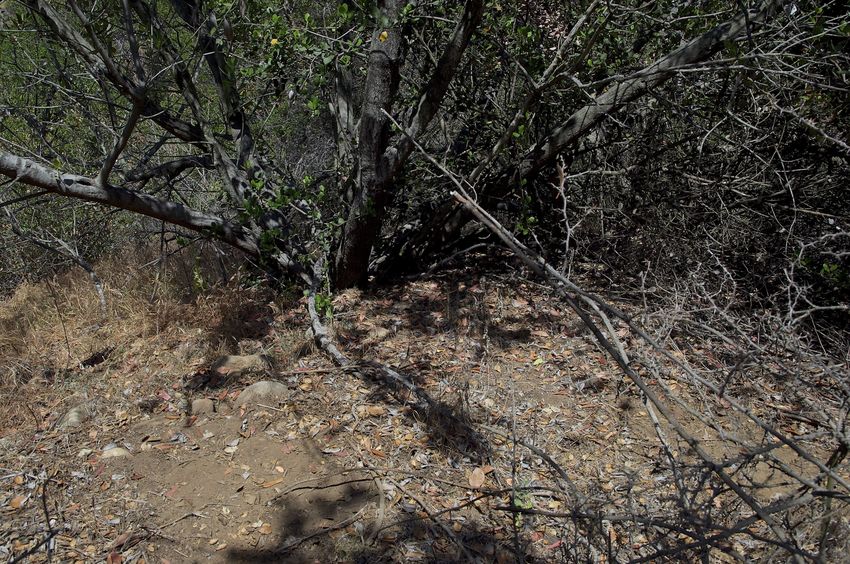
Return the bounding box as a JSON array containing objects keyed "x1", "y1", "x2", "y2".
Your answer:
[
  {"x1": 9, "y1": 479, "x2": 57, "y2": 564},
  {"x1": 367, "y1": 476, "x2": 387, "y2": 544},
  {"x1": 256, "y1": 403, "x2": 287, "y2": 413},
  {"x1": 45, "y1": 278, "x2": 72, "y2": 362},
  {"x1": 274, "y1": 506, "x2": 368, "y2": 555},
  {"x1": 480, "y1": 424, "x2": 583, "y2": 505},
  {"x1": 156, "y1": 509, "x2": 208, "y2": 530},
  {"x1": 384, "y1": 475, "x2": 477, "y2": 562}
]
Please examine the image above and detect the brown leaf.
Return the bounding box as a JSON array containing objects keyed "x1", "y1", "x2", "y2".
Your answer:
[
  {"x1": 261, "y1": 478, "x2": 284, "y2": 489},
  {"x1": 366, "y1": 405, "x2": 386, "y2": 417},
  {"x1": 468, "y1": 467, "x2": 486, "y2": 489},
  {"x1": 9, "y1": 495, "x2": 26, "y2": 509},
  {"x1": 110, "y1": 532, "x2": 131, "y2": 550}
]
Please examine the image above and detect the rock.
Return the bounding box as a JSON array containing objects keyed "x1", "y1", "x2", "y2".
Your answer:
[
  {"x1": 57, "y1": 404, "x2": 91, "y2": 430},
  {"x1": 100, "y1": 446, "x2": 131, "y2": 459},
  {"x1": 192, "y1": 398, "x2": 215, "y2": 415},
  {"x1": 235, "y1": 381, "x2": 289, "y2": 406},
  {"x1": 211, "y1": 354, "x2": 274, "y2": 376}
]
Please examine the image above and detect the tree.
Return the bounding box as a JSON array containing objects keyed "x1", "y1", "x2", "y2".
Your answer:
[
  {"x1": 3, "y1": 1, "x2": 850, "y2": 560},
  {"x1": 3, "y1": 0, "x2": 828, "y2": 293}
]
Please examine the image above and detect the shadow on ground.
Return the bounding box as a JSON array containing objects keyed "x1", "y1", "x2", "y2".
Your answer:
[{"x1": 225, "y1": 473, "x2": 547, "y2": 563}]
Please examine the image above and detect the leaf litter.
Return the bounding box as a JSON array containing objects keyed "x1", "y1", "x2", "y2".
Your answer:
[{"x1": 0, "y1": 265, "x2": 844, "y2": 562}]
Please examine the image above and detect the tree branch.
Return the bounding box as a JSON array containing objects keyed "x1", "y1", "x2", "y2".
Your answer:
[
  {"x1": 388, "y1": 0, "x2": 484, "y2": 175},
  {"x1": 0, "y1": 151, "x2": 258, "y2": 256}
]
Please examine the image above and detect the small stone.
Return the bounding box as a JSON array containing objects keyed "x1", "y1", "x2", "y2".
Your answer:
[
  {"x1": 77, "y1": 448, "x2": 94, "y2": 458},
  {"x1": 192, "y1": 398, "x2": 215, "y2": 415},
  {"x1": 57, "y1": 405, "x2": 91, "y2": 430},
  {"x1": 211, "y1": 354, "x2": 273, "y2": 377},
  {"x1": 100, "y1": 447, "x2": 131, "y2": 459},
  {"x1": 235, "y1": 381, "x2": 289, "y2": 406}
]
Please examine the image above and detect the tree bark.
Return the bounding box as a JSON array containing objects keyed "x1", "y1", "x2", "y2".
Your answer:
[
  {"x1": 0, "y1": 152, "x2": 259, "y2": 256},
  {"x1": 332, "y1": 0, "x2": 407, "y2": 289},
  {"x1": 333, "y1": 0, "x2": 484, "y2": 288}
]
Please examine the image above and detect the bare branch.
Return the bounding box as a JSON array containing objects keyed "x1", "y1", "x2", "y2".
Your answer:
[{"x1": 0, "y1": 151, "x2": 259, "y2": 256}]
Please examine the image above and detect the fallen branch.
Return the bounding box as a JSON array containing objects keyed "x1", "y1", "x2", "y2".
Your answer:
[{"x1": 306, "y1": 258, "x2": 488, "y2": 457}]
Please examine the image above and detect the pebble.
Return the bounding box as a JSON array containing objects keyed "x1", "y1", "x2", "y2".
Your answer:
[
  {"x1": 100, "y1": 447, "x2": 131, "y2": 459},
  {"x1": 235, "y1": 381, "x2": 289, "y2": 406},
  {"x1": 212, "y1": 354, "x2": 273, "y2": 376},
  {"x1": 192, "y1": 398, "x2": 215, "y2": 414},
  {"x1": 57, "y1": 405, "x2": 91, "y2": 430}
]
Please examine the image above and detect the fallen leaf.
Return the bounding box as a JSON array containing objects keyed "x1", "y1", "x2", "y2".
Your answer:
[
  {"x1": 259, "y1": 523, "x2": 273, "y2": 535},
  {"x1": 262, "y1": 478, "x2": 284, "y2": 489},
  {"x1": 111, "y1": 532, "x2": 131, "y2": 550},
  {"x1": 468, "y1": 467, "x2": 486, "y2": 489},
  {"x1": 9, "y1": 495, "x2": 26, "y2": 509},
  {"x1": 366, "y1": 405, "x2": 386, "y2": 417}
]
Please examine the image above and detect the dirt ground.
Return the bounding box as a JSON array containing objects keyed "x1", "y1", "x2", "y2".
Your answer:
[{"x1": 0, "y1": 263, "x2": 844, "y2": 562}]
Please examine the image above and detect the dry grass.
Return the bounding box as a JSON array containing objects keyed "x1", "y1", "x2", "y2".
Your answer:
[{"x1": 0, "y1": 244, "x2": 297, "y2": 431}]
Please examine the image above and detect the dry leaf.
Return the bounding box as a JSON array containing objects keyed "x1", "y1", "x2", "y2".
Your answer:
[
  {"x1": 262, "y1": 478, "x2": 284, "y2": 489},
  {"x1": 9, "y1": 495, "x2": 26, "y2": 509},
  {"x1": 468, "y1": 467, "x2": 486, "y2": 488},
  {"x1": 259, "y1": 523, "x2": 273, "y2": 534},
  {"x1": 366, "y1": 405, "x2": 386, "y2": 417}
]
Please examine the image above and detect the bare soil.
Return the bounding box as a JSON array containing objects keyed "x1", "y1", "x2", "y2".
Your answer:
[{"x1": 0, "y1": 264, "x2": 843, "y2": 562}]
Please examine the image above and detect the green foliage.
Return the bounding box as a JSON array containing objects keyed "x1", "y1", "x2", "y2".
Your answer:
[
  {"x1": 511, "y1": 483, "x2": 534, "y2": 528},
  {"x1": 315, "y1": 291, "x2": 333, "y2": 320},
  {"x1": 192, "y1": 260, "x2": 208, "y2": 293}
]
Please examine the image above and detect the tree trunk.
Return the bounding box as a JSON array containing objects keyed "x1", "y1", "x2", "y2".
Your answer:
[
  {"x1": 332, "y1": 0, "x2": 406, "y2": 289},
  {"x1": 333, "y1": 0, "x2": 484, "y2": 288}
]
